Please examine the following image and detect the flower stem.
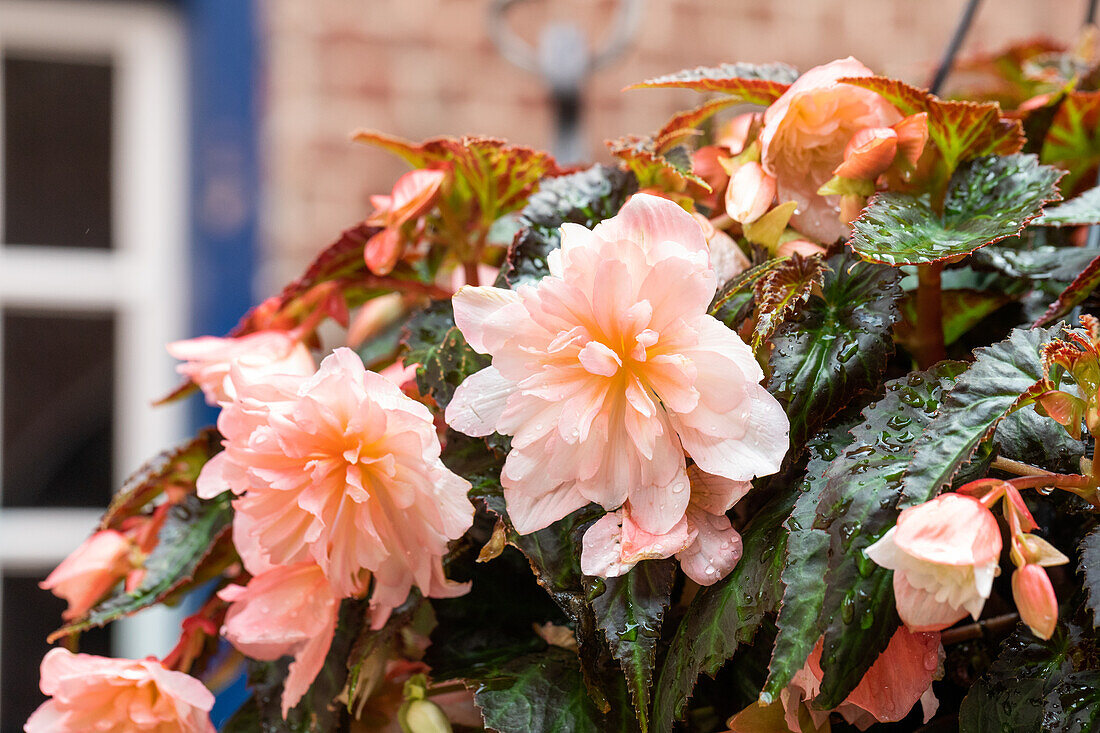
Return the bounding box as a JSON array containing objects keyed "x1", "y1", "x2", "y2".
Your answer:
[
  {"x1": 991, "y1": 456, "x2": 1054, "y2": 478},
  {"x1": 913, "y1": 263, "x2": 946, "y2": 368},
  {"x1": 464, "y1": 260, "x2": 481, "y2": 288}
]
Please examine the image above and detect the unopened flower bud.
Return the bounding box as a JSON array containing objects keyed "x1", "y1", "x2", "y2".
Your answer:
[
  {"x1": 400, "y1": 699, "x2": 453, "y2": 733},
  {"x1": 725, "y1": 161, "x2": 776, "y2": 224},
  {"x1": 1012, "y1": 564, "x2": 1059, "y2": 640}
]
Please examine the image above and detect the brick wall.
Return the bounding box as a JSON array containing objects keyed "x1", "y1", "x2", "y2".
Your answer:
[{"x1": 259, "y1": 0, "x2": 1084, "y2": 289}]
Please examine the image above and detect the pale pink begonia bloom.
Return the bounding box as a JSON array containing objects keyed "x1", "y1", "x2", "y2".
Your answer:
[
  {"x1": 167, "y1": 330, "x2": 315, "y2": 406},
  {"x1": 25, "y1": 648, "x2": 215, "y2": 733},
  {"x1": 445, "y1": 193, "x2": 789, "y2": 539},
  {"x1": 365, "y1": 169, "x2": 446, "y2": 275},
  {"x1": 724, "y1": 161, "x2": 777, "y2": 225},
  {"x1": 781, "y1": 627, "x2": 941, "y2": 731},
  {"x1": 40, "y1": 530, "x2": 133, "y2": 621},
  {"x1": 219, "y1": 562, "x2": 339, "y2": 717},
  {"x1": 196, "y1": 348, "x2": 475, "y2": 622},
  {"x1": 866, "y1": 493, "x2": 1002, "y2": 632},
  {"x1": 1012, "y1": 563, "x2": 1059, "y2": 639},
  {"x1": 581, "y1": 465, "x2": 748, "y2": 584},
  {"x1": 760, "y1": 57, "x2": 901, "y2": 243}
]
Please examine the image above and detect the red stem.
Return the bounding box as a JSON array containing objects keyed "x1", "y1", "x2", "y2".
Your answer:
[{"x1": 914, "y1": 263, "x2": 946, "y2": 368}]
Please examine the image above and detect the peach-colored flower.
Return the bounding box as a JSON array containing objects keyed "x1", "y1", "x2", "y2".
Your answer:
[
  {"x1": 40, "y1": 530, "x2": 133, "y2": 621},
  {"x1": 197, "y1": 348, "x2": 474, "y2": 622},
  {"x1": 776, "y1": 627, "x2": 941, "y2": 731},
  {"x1": 760, "y1": 57, "x2": 901, "y2": 243},
  {"x1": 1012, "y1": 564, "x2": 1059, "y2": 639},
  {"x1": 725, "y1": 161, "x2": 777, "y2": 224},
  {"x1": 25, "y1": 648, "x2": 215, "y2": 733},
  {"x1": 365, "y1": 169, "x2": 446, "y2": 275},
  {"x1": 445, "y1": 193, "x2": 789, "y2": 538},
  {"x1": 866, "y1": 493, "x2": 1002, "y2": 631},
  {"x1": 167, "y1": 330, "x2": 315, "y2": 406},
  {"x1": 219, "y1": 563, "x2": 339, "y2": 717},
  {"x1": 581, "y1": 465, "x2": 748, "y2": 584}
]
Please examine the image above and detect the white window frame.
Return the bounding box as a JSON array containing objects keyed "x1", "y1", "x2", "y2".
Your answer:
[{"x1": 0, "y1": 0, "x2": 189, "y2": 706}]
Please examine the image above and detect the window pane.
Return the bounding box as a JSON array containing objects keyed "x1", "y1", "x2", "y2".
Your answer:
[
  {"x1": 0, "y1": 573, "x2": 112, "y2": 732},
  {"x1": 2, "y1": 309, "x2": 114, "y2": 508},
  {"x1": 3, "y1": 54, "x2": 113, "y2": 249}
]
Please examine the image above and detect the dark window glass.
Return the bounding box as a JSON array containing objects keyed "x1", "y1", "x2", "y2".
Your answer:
[
  {"x1": 3, "y1": 54, "x2": 112, "y2": 249},
  {"x1": 2, "y1": 309, "x2": 114, "y2": 507},
  {"x1": 0, "y1": 573, "x2": 112, "y2": 733}
]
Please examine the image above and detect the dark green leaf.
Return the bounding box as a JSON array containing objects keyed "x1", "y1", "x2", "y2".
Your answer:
[
  {"x1": 401, "y1": 300, "x2": 490, "y2": 410},
  {"x1": 994, "y1": 400, "x2": 1088, "y2": 474},
  {"x1": 850, "y1": 154, "x2": 1063, "y2": 265},
  {"x1": 424, "y1": 548, "x2": 562, "y2": 680},
  {"x1": 1035, "y1": 186, "x2": 1100, "y2": 225},
  {"x1": 762, "y1": 419, "x2": 861, "y2": 702},
  {"x1": 970, "y1": 245, "x2": 1100, "y2": 284},
  {"x1": 900, "y1": 327, "x2": 1058, "y2": 508},
  {"x1": 1034, "y1": 252, "x2": 1100, "y2": 327},
  {"x1": 1043, "y1": 670, "x2": 1100, "y2": 732},
  {"x1": 812, "y1": 362, "x2": 968, "y2": 707},
  {"x1": 590, "y1": 560, "x2": 676, "y2": 732},
  {"x1": 1080, "y1": 524, "x2": 1100, "y2": 627},
  {"x1": 503, "y1": 165, "x2": 636, "y2": 287},
  {"x1": 768, "y1": 253, "x2": 902, "y2": 445},
  {"x1": 651, "y1": 482, "x2": 796, "y2": 730},
  {"x1": 53, "y1": 493, "x2": 233, "y2": 639},
  {"x1": 958, "y1": 622, "x2": 1100, "y2": 732},
  {"x1": 471, "y1": 647, "x2": 634, "y2": 733},
  {"x1": 101, "y1": 428, "x2": 221, "y2": 529}
]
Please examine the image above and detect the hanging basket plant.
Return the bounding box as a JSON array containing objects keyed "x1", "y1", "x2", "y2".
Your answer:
[{"x1": 24, "y1": 22, "x2": 1100, "y2": 733}]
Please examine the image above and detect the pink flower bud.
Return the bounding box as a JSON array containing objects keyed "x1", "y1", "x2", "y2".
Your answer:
[
  {"x1": 1012, "y1": 564, "x2": 1059, "y2": 639},
  {"x1": 40, "y1": 531, "x2": 133, "y2": 621},
  {"x1": 866, "y1": 493, "x2": 1002, "y2": 632},
  {"x1": 724, "y1": 161, "x2": 777, "y2": 224}
]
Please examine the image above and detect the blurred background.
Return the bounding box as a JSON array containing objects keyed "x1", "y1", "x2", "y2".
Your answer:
[{"x1": 0, "y1": 0, "x2": 1088, "y2": 729}]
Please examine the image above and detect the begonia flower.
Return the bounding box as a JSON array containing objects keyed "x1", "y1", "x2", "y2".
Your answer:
[
  {"x1": 445, "y1": 193, "x2": 788, "y2": 539},
  {"x1": 866, "y1": 493, "x2": 1002, "y2": 631},
  {"x1": 167, "y1": 330, "x2": 316, "y2": 406},
  {"x1": 25, "y1": 648, "x2": 215, "y2": 733},
  {"x1": 776, "y1": 239, "x2": 827, "y2": 259},
  {"x1": 196, "y1": 348, "x2": 474, "y2": 622},
  {"x1": 1012, "y1": 563, "x2": 1059, "y2": 639},
  {"x1": 717, "y1": 112, "x2": 760, "y2": 155},
  {"x1": 580, "y1": 465, "x2": 748, "y2": 584},
  {"x1": 760, "y1": 57, "x2": 901, "y2": 243},
  {"x1": 219, "y1": 562, "x2": 339, "y2": 717},
  {"x1": 365, "y1": 169, "x2": 447, "y2": 275},
  {"x1": 40, "y1": 530, "x2": 133, "y2": 621},
  {"x1": 774, "y1": 627, "x2": 941, "y2": 731}
]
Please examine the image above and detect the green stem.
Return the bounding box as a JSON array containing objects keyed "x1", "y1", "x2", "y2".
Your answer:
[{"x1": 914, "y1": 263, "x2": 946, "y2": 368}]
